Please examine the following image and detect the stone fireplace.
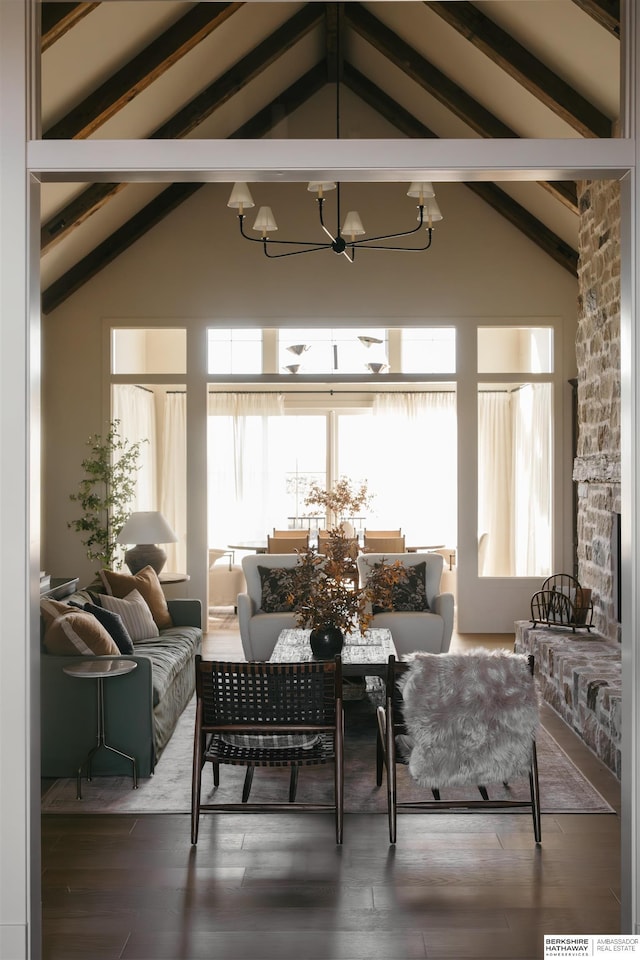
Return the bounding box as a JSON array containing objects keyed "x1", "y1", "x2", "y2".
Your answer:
[{"x1": 573, "y1": 179, "x2": 621, "y2": 643}]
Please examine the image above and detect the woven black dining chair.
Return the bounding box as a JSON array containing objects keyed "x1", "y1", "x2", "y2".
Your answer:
[{"x1": 191, "y1": 655, "x2": 344, "y2": 844}]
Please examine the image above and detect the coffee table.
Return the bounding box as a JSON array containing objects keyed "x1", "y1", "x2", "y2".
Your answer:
[{"x1": 271, "y1": 627, "x2": 396, "y2": 679}]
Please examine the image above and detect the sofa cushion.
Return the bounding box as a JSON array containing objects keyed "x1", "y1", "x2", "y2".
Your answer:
[
  {"x1": 133, "y1": 627, "x2": 201, "y2": 706},
  {"x1": 372, "y1": 561, "x2": 430, "y2": 613},
  {"x1": 99, "y1": 566, "x2": 173, "y2": 630},
  {"x1": 98, "y1": 589, "x2": 160, "y2": 642},
  {"x1": 258, "y1": 565, "x2": 295, "y2": 613},
  {"x1": 40, "y1": 597, "x2": 120, "y2": 656},
  {"x1": 83, "y1": 602, "x2": 134, "y2": 654}
]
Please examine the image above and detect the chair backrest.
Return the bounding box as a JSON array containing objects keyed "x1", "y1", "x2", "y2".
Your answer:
[
  {"x1": 364, "y1": 529, "x2": 402, "y2": 538},
  {"x1": 357, "y1": 552, "x2": 443, "y2": 607},
  {"x1": 195, "y1": 655, "x2": 342, "y2": 729},
  {"x1": 241, "y1": 553, "x2": 301, "y2": 607},
  {"x1": 363, "y1": 535, "x2": 405, "y2": 554},
  {"x1": 392, "y1": 650, "x2": 538, "y2": 787},
  {"x1": 267, "y1": 534, "x2": 309, "y2": 554},
  {"x1": 272, "y1": 529, "x2": 309, "y2": 538},
  {"x1": 317, "y1": 530, "x2": 359, "y2": 560}
]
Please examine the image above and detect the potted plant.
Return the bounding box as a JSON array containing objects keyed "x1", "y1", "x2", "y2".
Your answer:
[
  {"x1": 68, "y1": 419, "x2": 145, "y2": 571},
  {"x1": 304, "y1": 476, "x2": 372, "y2": 530}
]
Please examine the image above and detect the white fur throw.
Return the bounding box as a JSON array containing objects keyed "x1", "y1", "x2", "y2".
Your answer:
[{"x1": 397, "y1": 650, "x2": 540, "y2": 788}]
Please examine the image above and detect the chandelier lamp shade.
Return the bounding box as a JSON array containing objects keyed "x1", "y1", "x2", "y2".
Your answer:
[
  {"x1": 227, "y1": 180, "x2": 442, "y2": 261},
  {"x1": 116, "y1": 511, "x2": 178, "y2": 575}
]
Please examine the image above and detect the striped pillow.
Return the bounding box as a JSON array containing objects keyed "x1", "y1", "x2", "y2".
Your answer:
[
  {"x1": 40, "y1": 598, "x2": 120, "y2": 656},
  {"x1": 97, "y1": 589, "x2": 159, "y2": 642}
]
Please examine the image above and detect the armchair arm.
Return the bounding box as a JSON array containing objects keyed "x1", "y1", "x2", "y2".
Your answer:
[
  {"x1": 431, "y1": 592, "x2": 455, "y2": 652},
  {"x1": 167, "y1": 598, "x2": 202, "y2": 628},
  {"x1": 237, "y1": 592, "x2": 255, "y2": 652}
]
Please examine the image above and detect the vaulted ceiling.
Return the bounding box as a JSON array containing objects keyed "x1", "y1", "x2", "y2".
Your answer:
[{"x1": 40, "y1": 0, "x2": 621, "y2": 314}]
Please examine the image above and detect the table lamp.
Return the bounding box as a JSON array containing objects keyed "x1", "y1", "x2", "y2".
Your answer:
[{"x1": 116, "y1": 511, "x2": 178, "y2": 574}]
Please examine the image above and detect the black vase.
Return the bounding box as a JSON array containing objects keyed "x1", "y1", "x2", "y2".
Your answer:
[{"x1": 309, "y1": 624, "x2": 344, "y2": 659}]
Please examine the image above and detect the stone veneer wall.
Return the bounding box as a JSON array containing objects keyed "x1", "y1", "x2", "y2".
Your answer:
[{"x1": 573, "y1": 179, "x2": 621, "y2": 642}]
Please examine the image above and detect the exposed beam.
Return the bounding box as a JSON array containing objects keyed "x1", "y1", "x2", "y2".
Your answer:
[
  {"x1": 570, "y1": 0, "x2": 620, "y2": 37},
  {"x1": 425, "y1": 2, "x2": 611, "y2": 138},
  {"x1": 44, "y1": 2, "x2": 243, "y2": 140},
  {"x1": 345, "y1": 3, "x2": 517, "y2": 139},
  {"x1": 344, "y1": 9, "x2": 577, "y2": 213},
  {"x1": 41, "y1": 2, "x2": 99, "y2": 52},
  {"x1": 343, "y1": 63, "x2": 577, "y2": 275},
  {"x1": 41, "y1": 4, "x2": 324, "y2": 251},
  {"x1": 42, "y1": 69, "x2": 327, "y2": 314}
]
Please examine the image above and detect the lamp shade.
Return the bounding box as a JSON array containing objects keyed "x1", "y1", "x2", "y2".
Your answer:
[
  {"x1": 116, "y1": 511, "x2": 178, "y2": 575},
  {"x1": 307, "y1": 181, "x2": 336, "y2": 195},
  {"x1": 252, "y1": 206, "x2": 278, "y2": 235},
  {"x1": 407, "y1": 181, "x2": 435, "y2": 201},
  {"x1": 342, "y1": 211, "x2": 365, "y2": 238},
  {"x1": 422, "y1": 196, "x2": 443, "y2": 225},
  {"x1": 227, "y1": 182, "x2": 255, "y2": 212}
]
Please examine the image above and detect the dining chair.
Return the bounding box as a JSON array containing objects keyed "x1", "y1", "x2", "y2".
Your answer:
[
  {"x1": 363, "y1": 529, "x2": 402, "y2": 538},
  {"x1": 272, "y1": 528, "x2": 309, "y2": 538},
  {"x1": 363, "y1": 534, "x2": 405, "y2": 553},
  {"x1": 376, "y1": 651, "x2": 541, "y2": 844},
  {"x1": 267, "y1": 534, "x2": 309, "y2": 553},
  {"x1": 191, "y1": 655, "x2": 344, "y2": 844}
]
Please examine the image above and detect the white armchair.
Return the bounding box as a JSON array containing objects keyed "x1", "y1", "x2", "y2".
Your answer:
[
  {"x1": 356, "y1": 552, "x2": 454, "y2": 657},
  {"x1": 237, "y1": 554, "x2": 300, "y2": 660}
]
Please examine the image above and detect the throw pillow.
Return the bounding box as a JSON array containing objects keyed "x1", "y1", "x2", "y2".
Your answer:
[
  {"x1": 40, "y1": 598, "x2": 120, "y2": 656},
  {"x1": 97, "y1": 589, "x2": 160, "y2": 642},
  {"x1": 372, "y1": 561, "x2": 430, "y2": 614},
  {"x1": 99, "y1": 566, "x2": 173, "y2": 630},
  {"x1": 257, "y1": 565, "x2": 295, "y2": 613},
  {"x1": 83, "y1": 602, "x2": 135, "y2": 654}
]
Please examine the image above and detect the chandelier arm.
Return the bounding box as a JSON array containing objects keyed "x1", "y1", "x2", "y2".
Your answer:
[
  {"x1": 317, "y1": 197, "x2": 337, "y2": 242},
  {"x1": 262, "y1": 242, "x2": 336, "y2": 259},
  {"x1": 239, "y1": 216, "x2": 332, "y2": 248},
  {"x1": 348, "y1": 230, "x2": 434, "y2": 253},
  {"x1": 350, "y1": 207, "x2": 427, "y2": 246}
]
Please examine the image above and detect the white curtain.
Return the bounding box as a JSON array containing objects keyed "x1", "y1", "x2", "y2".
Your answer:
[
  {"x1": 161, "y1": 392, "x2": 186, "y2": 573},
  {"x1": 208, "y1": 393, "x2": 285, "y2": 545},
  {"x1": 112, "y1": 384, "x2": 156, "y2": 511},
  {"x1": 478, "y1": 385, "x2": 552, "y2": 577},
  {"x1": 514, "y1": 384, "x2": 552, "y2": 576},
  {"x1": 478, "y1": 392, "x2": 513, "y2": 576},
  {"x1": 344, "y1": 391, "x2": 457, "y2": 547}
]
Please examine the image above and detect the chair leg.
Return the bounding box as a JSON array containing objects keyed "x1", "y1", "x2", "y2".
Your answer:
[
  {"x1": 478, "y1": 785, "x2": 489, "y2": 801},
  {"x1": 288, "y1": 766, "x2": 299, "y2": 802},
  {"x1": 213, "y1": 761, "x2": 220, "y2": 787},
  {"x1": 432, "y1": 788, "x2": 441, "y2": 801},
  {"x1": 385, "y1": 705, "x2": 397, "y2": 843},
  {"x1": 530, "y1": 740, "x2": 542, "y2": 843},
  {"x1": 191, "y1": 705, "x2": 203, "y2": 845},
  {"x1": 242, "y1": 766, "x2": 254, "y2": 803},
  {"x1": 335, "y1": 709, "x2": 344, "y2": 845},
  {"x1": 375, "y1": 705, "x2": 386, "y2": 787}
]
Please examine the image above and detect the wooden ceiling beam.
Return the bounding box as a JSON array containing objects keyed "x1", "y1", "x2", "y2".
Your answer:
[
  {"x1": 41, "y1": 2, "x2": 99, "y2": 51},
  {"x1": 425, "y1": 2, "x2": 611, "y2": 138},
  {"x1": 345, "y1": 6, "x2": 577, "y2": 213},
  {"x1": 44, "y1": 2, "x2": 244, "y2": 140},
  {"x1": 41, "y1": 4, "x2": 324, "y2": 252},
  {"x1": 343, "y1": 63, "x2": 577, "y2": 275},
  {"x1": 345, "y1": 3, "x2": 516, "y2": 139},
  {"x1": 42, "y1": 69, "x2": 326, "y2": 314},
  {"x1": 570, "y1": 0, "x2": 620, "y2": 37}
]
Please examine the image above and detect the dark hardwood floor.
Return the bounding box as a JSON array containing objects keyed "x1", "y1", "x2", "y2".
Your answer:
[{"x1": 41, "y1": 618, "x2": 621, "y2": 960}]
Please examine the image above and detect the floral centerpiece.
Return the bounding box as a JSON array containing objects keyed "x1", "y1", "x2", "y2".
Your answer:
[{"x1": 286, "y1": 479, "x2": 404, "y2": 656}]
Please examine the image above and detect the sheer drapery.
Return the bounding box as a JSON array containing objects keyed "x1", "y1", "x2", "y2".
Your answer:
[
  {"x1": 161, "y1": 392, "x2": 186, "y2": 573},
  {"x1": 208, "y1": 393, "x2": 285, "y2": 545},
  {"x1": 339, "y1": 391, "x2": 457, "y2": 546},
  {"x1": 514, "y1": 384, "x2": 552, "y2": 576},
  {"x1": 112, "y1": 384, "x2": 156, "y2": 510},
  {"x1": 478, "y1": 392, "x2": 513, "y2": 576},
  {"x1": 478, "y1": 384, "x2": 552, "y2": 577}
]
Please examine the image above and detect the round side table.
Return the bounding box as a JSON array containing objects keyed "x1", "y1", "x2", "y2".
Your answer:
[{"x1": 62, "y1": 658, "x2": 138, "y2": 799}]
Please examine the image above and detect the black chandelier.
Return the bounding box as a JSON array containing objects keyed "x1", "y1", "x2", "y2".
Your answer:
[
  {"x1": 227, "y1": 14, "x2": 442, "y2": 262},
  {"x1": 227, "y1": 179, "x2": 442, "y2": 262}
]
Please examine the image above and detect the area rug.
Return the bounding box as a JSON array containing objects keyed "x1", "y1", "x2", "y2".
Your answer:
[{"x1": 41, "y1": 692, "x2": 615, "y2": 815}]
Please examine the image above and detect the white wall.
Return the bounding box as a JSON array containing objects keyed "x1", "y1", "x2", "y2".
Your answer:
[{"x1": 42, "y1": 176, "x2": 578, "y2": 624}]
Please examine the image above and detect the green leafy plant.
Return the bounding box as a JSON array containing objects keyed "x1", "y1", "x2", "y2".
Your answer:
[{"x1": 68, "y1": 420, "x2": 145, "y2": 570}]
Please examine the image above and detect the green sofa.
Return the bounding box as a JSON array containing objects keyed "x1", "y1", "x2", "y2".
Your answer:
[{"x1": 40, "y1": 589, "x2": 202, "y2": 778}]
